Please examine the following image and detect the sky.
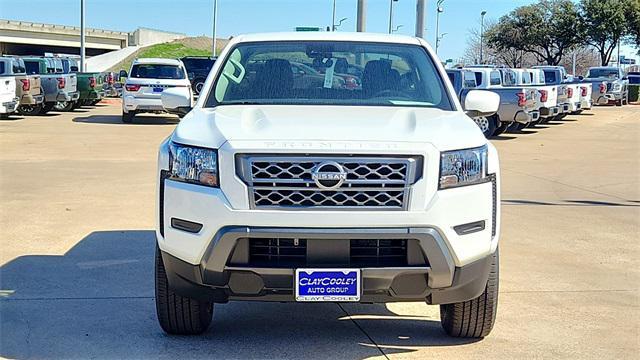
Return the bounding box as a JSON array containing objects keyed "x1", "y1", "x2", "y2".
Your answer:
[{"x1": 0, "y1": 0, "x2": 638, "y2": 62}]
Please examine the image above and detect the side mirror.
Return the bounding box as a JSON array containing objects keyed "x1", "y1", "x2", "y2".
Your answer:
[
  {"x1": 463, "y1": 90, "x2": 500, "y2": 118},
  {"x1": 119, "y1": 70, "x2": 128, "y2": 79},
  {"x1": 161, "y1": 87, "x2": 192, "y2": 117}
]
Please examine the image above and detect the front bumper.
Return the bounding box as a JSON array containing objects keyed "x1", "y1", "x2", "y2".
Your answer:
[
  {"x1": 56, "y1": 91, "x2": 80, "y2": 102},
  {"x1": 19, "y1": 93, "x2": 44, "y2": 105},
  {"x1": 160, "y1": 226, "x2": 494, "y2": 304},
  {"x1": 0, "y1": 99, "x2": 18, "y2": 113}
]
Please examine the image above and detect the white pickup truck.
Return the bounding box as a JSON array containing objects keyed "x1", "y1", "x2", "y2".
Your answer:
[
  {"x1": 0, "y1": 62, "x2": 18, "y2": 118},
  {"x1": 524, "y1": 68, "x2": 560, "y2": 122},
  {"x1": 467, "y1": 67, "x2": 538, "y2": 135},
  {"x1": 154, "y1": 32, "x2": 501, "y2": 338}
]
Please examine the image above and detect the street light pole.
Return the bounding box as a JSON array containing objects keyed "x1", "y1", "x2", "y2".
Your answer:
[
  {"x1": 80, "y1": 0, "x2": 85, "y2": 72},
  {"x1": 388, "y1": 0, "x2": 398, "y2": 34},
  {"x1": 435, "y1": 0, "x2": 444, "y2": 54},
  {"x1": 415, "y1": 0, "x2": 425, "y2": 38},
  {"x1": 332, "y1": 0, "x2": 337, "y2": 32},
  {"x1": 212, "y1": 0, "x2": 218, "y2": 56},
  {"x1": 436, "y1": 32, "x2": 447, "y2": 55},
  {"x1": 480, "y1": 10, "x2": 486, "y2": 64}
]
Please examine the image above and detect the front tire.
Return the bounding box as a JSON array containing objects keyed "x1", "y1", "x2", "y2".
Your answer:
[
  {"x1": 440, "y1": 250, "x2": 499, "y2": 338},
  {"x1": 55, "y1": 101, "x2": 76, "y2": 112},
  {"x1": 155, "y1": 246, "x2": 213, "y2": 335},
  {"x1": 473, "y1": 115, "x2": 497, "y2": 138}
]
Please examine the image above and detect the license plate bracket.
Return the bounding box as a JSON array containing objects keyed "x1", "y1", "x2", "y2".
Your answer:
[
  {"x1": 153, "y1": 87, "x2": 164, "y2": 93},
  {"x1": 295, "y1": 269, "x2": 360, "y2": 302}
]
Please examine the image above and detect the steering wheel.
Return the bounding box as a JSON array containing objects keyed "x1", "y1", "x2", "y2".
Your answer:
[{"x1": 370, "y1": 89, "x2": 412, "y2": 99}]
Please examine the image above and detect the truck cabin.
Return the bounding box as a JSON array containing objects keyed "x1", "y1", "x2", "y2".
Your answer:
[
  {"x1": 500, "y1": 68, "x2": 531, "y2": 86},
  {"x1": 526, "y1": 69, "x2": 546, "y2": 86},
  {"x1": 445, "y1": 69, "x2": 477, "y2": 96},
  {"x1": 469, "y1": 69, "x2": 502, "y2": 88}
]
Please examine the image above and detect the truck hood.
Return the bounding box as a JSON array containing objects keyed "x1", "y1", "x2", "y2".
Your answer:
[{"x1": 172, "y1": 105, "x2": 487, "y2": 151}]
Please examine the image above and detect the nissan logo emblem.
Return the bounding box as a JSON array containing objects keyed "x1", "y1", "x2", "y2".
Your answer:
[{"x1": 311, "y1": 161, "x2": 347, "y2": 190}]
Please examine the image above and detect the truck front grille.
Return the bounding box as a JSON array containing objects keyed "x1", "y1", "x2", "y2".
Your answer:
[
  {"x1": 249, "y1": 238, "x2": 307, "y2": 267},
  {"x1": 350, "y1": 239, "x2": 408, "y2": 267},
  {"x1": 244, "y1": 238, "x2": 410, "y2": 268},
  {"x1": 236, "y1": 155, "x2": 421, "y2": 210}
]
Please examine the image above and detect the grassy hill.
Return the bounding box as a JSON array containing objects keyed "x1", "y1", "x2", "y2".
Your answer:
[{"x1": 109, "y1": 36, "x2": 228, "y2": 73}]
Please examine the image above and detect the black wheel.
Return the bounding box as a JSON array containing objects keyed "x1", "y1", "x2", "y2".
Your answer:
[
  {"x1": 492, "y1": 120, "x2": 509, "y2": 136},
  {"x1": 122, "y1": 110, "x2": 135, "y2": 123},
  {"x1": 440, "y1": 249, "x2": 499, "y2": 338},
  {"x1": 72, "y1": 101, "x2": 82, "y2": 110},
  {"x1": 473, "y1": 115, "x2": 497, "y2": 138},
  {"x1": 0, "y1": 113, "x2": 9, "y2": 120},
  {"x1": 155, "y1": 246, "x2": 213, "y2": 335},
  {"x1": 40, "y1": 102, "x2": 55, "y2": 114},
  {"x1": 18, "y1": 103, "x2": 43, "y2": 116},
  {"x1": 573, "y1": 110, "x2": 583, "y2": 115},
  {"x1": 615, "y1": 99, "x2": 622, "y2": 106},
  {"x1": 91, "y1": 99, "x2": 101, "y2": 106},
  {"x1": 193, "y1": 78, "x2": 206, "y2": 95}
]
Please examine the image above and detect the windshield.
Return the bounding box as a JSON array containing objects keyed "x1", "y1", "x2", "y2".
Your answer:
[
  {"x1": 205, "y1": 41, "x2": 453, "y2": 109},
  {"x1": 24, "y1": 61, "x2": 39, "y2": 74},
  {"x1": 182, "y1": 58, "x2": 215, "y2": 72},
  {"x1": 130, "y1": 64, "x2": 186, "y2": 79},
  {"x1": 587, "y1": 68, "x2": 619, "y2": 79}
]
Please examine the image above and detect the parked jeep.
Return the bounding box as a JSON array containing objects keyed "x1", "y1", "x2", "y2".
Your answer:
[
  {"x1": 121, "y1": 58, "x2": 192, "y2": 123},
  {"x1": 155, "y1": 32, "x2": 501, "y2": 338}
]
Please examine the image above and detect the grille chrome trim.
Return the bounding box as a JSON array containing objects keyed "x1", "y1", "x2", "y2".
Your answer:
[{"x1": 236, "y1": 155, "x2": 422, "y2": 210}]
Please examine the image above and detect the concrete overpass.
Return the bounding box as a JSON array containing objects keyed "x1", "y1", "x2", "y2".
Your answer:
[{"x1": 0, "y1": 19, "x2": 128, "y2": 56}]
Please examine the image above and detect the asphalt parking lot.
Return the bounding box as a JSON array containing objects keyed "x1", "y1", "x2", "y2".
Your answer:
[{"x1": 0, "y1": 102, "x2": 638, "y2": 359}]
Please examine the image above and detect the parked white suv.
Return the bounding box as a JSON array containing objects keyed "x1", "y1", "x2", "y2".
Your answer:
[
  {"x1": 155, "y1": 32, "x2": 501, "y2": 338},
  {"x1": 121, "y1": 58, "x2": 191, "y2": 123}
]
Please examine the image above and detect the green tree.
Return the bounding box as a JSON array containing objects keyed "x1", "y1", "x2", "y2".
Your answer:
[
  {"x1": 580, "y1": 0, "x2": 629, "y2": 65},
  {"x1": 626, "y1": 0, "x2": 640, "y2": 53},
  {"x1": 486, "y1": 0, "x2": 583, "y2": 65}
]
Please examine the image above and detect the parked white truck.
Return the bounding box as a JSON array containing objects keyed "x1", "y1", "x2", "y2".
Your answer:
[
  {"x1": 154, "y1": 32, "x2": 501, "y2": 338},
  {"x1": 0, "y1": 60, "x2": 19, "y2": 118},
  {"x1": 467, "y1": 67, "x2": 538, "y2": 135}
]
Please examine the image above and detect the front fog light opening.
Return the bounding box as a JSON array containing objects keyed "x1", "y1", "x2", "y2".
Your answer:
[{"x1": 439, "y1": 145, "x2": 488, "y2": 189}]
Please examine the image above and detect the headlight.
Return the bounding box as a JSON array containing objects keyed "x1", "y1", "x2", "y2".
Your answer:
[
  {"x1": 439, "y1": 145, "x2": 488, "y2": 189},
  {"x1": 169, "y1": 142, "x2": 219, "y2": 187}
]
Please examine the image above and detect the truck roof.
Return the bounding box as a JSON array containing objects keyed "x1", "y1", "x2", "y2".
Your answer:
[
  {"x1": 230, "y1": 32, "x2": 422, "y2": 46},
  {"x1": 133, "y1": 58, "x2": 183, "y2": 66}
]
